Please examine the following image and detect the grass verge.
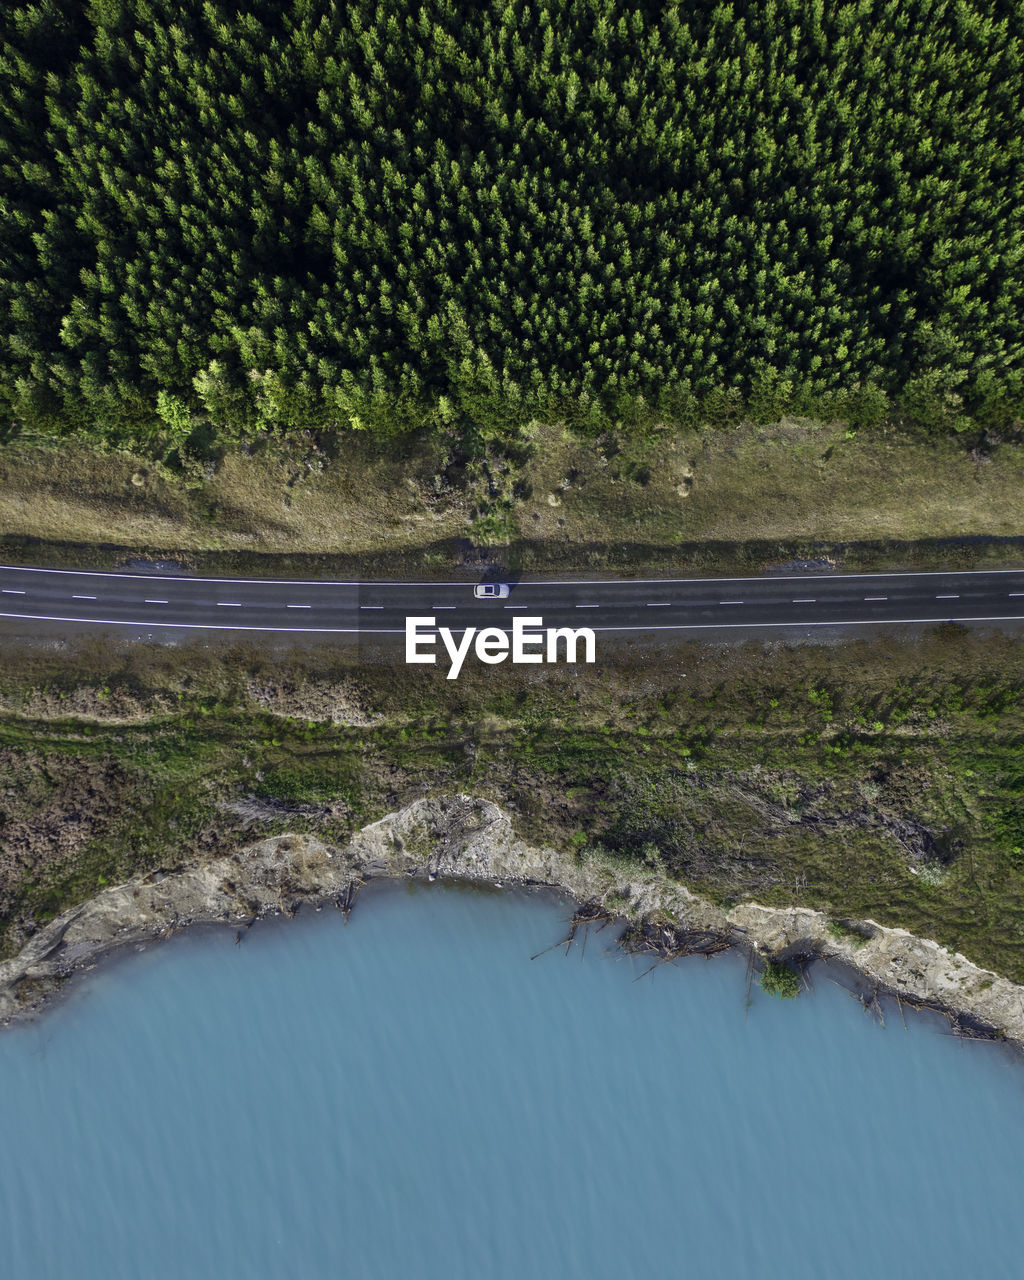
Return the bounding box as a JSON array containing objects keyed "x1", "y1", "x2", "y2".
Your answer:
[{"x1": 0, "y1": 418, "x2": 1022, "y2": 577}]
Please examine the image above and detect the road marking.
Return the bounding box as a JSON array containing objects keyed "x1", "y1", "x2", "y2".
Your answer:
[
  {"x1": 359, "y1": 605, "x2": 383, "y2": 609},
  {"x1": 217, "y1": 602, "x2": 242, "y2": 607},
  {"x1": 286, "y1": 604, "x2": 311, "y2": 609},
  {"x1": 1011, "y1": 593, "x2": 1024, "y2": 597},
  {"x1": 719, "y1": 600, "x2": 744, "y2": 605},
  {"x1": 0, "y1": 610, "x2": 371, "y2": 632},
  {"x1": 2, "y1": 588, "x2": 25, "y2": 594},
  {"x1": 433, "y1": 605, "x2": 456, "y2": 610},
  {"x1": 145, "y1": 599, "x2": 168, "y2": 604},
  {"x1": 792, "y1": 599, "x2": 816, "y2": 603},
  {"x1": 935, "y1": 595, "x2": 959, "y2": 599},
  {"x1": 646, "y1": 602, "x2": 671, "y2": 607},
  {"x1": 864, "y1": 596, "x2": 888, "y2": 601},
  {"x1": 73, "y1": 594, "x2": 97, "y2": 599},
  {"x1": 575, "y1": 604, "x2": 599, "y2": 608},
  {"x1": 3, "y1": 611, "x2": 1024, "y2": 635},
  {"x1": 504, "y1": 604, "x2": 528, "y2": 609}
]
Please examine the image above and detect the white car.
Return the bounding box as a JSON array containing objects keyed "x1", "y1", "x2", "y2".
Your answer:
[{"x1": 473, "y1": 583, "x2": 511, "y2": 599}]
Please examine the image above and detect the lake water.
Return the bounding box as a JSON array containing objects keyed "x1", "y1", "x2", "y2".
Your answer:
[{"x1": 2, "y1": 881, "x2": 1023, "y2": 1279}]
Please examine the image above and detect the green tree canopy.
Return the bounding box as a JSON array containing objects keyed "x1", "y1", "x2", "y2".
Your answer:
[{"x1": 2, "y1": 0, "x2": 1022, "y2": 442}]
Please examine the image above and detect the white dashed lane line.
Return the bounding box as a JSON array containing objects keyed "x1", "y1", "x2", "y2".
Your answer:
[{"x1": 2, "y1": 571, "x2": 1023, "y2": 633}]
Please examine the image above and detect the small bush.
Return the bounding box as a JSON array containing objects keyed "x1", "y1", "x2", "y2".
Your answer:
[
  {"x1": 759, "y1": 958, "x2": 801, "y2": 999},
  {"x1": 827, "y1": 920, "x2": 869, "y2": 949}
]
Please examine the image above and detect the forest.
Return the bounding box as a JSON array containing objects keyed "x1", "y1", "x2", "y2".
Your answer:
[{"x1": 2, "y1": 0, "x2": 1023, "y2": 449}]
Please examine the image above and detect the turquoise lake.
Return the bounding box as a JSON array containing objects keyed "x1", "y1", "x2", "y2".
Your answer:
[{"x1": 2, "y1": 881, "x2": 1023, "y2": 1278}]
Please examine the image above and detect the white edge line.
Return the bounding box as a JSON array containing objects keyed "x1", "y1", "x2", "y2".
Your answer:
[
  {"x1": 585, "y1": 617, "x2": 1024, "y2": 633},
  {"x1": 2, "y1": 612, "x2": 1022, "y2": 634},
  {"x1": 0, "y1": 612, "x2": 371, "y2": 633}
]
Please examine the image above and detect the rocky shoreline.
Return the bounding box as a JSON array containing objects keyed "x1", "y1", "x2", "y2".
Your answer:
[{"x1": 2, "y1": 793, "x2": 1022, "y2": 1047}]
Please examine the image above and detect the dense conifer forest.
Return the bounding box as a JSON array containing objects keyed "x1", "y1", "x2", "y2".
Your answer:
[{"x1": 2, "y1": 0, "x2": 1022, "y2": 447}]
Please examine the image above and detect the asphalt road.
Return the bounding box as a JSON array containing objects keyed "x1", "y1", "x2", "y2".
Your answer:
[{"x1": 1, "y1": 564, "x2": 1024, "y2": 637}]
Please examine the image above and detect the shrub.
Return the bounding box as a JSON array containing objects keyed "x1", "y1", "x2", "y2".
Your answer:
[{"x1": 759, "y1": 958, "x2": 801, "y2": 999}]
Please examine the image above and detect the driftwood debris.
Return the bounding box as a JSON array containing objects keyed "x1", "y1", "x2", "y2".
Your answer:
[
  {"x1": 620, "y1": 916, "x2": 733, "y2": 961},
  {"x1": 946, "y1": 1015, "x2": 1005, "y2": 1043},
  {"x1": 333, "y1": 878, "x2": 360, "y2": 921},
  {"x1": 830, "y1": 978, "x2": 1006, "y2": 1044},
  {"x1": 530, "y1": 900, "x2": 614, "y2": 961},
  {"x1": 530, "y1": 902, "x2": 733, "y2": 971},
  {"x1": 564, "y1": 900, "x2": 613, "y2": 954}
]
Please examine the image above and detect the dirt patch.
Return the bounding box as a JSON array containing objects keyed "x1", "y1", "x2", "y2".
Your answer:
[
  {"x1": 242, "y1": 674, "x2": 379, "y2": 725},
  {"x1": 0, "y1": 684, "x2": 175, "y2": 723}
]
